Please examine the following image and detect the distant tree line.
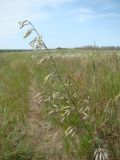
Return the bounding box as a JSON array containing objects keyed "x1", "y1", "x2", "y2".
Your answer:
[
  {"x1": 74, "y1": 46, "x2": 120, "y2": 50},
  {"x1": 0, "y1": 49, "x2": 33, "y2": 53},
  {"x1": 56, "y1": 46, "x2": 120, "y2": 50},
  {"x1": 1, "y1": 46, "x2": 120, "y2": 53}
]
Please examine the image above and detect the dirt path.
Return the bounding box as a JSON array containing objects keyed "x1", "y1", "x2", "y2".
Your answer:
[{"x1": 27, "y1": 80, "x2": 68, "y2": 160}]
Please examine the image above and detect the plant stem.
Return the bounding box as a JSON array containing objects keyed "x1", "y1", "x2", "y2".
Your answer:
[{"x1": 28, "y1": 21, "x2": 80, "y2": 115}]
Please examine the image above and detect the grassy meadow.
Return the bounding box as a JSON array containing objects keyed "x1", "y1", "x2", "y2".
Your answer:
[{"x1": 0, "y1": 49, "x2": 120, "y2": 160}]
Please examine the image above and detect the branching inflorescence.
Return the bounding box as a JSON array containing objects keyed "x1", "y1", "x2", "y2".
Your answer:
[
  {"x1": 18, "y1": 20, "x2": 81, "y2": 117},
  {"x1": 18, "y1": 20, "x2": 112, "y2": 160}
]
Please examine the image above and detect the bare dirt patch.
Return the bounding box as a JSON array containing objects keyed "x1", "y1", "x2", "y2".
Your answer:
[{"x1": 27, "y1": 81, "x2": 68, "y2": 160}]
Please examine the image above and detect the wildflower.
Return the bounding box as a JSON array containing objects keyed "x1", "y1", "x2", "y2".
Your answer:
[
  {"x1": 18, "y1": 20, "x2": 29, "y2": 29},
  {"x1": 65, "y1": 126, "x2": 75, "y2": 137},
  {"x1": 35, "y1": 36, "x2": 45, "y2": 50},
  {"x1": 24, "y1": 29, "x2": 33, "y2": 38},
  {"x1": 94, "y1": 147, "x2": 109, "y2": 160}
]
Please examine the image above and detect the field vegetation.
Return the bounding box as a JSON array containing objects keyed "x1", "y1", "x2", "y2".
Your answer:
[{"x1": 0, "y1": 50, "x2": 120, "y2": 159}]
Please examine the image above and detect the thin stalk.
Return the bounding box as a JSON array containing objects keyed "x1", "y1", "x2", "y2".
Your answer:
[{"x1": 27, "y1": 21, "x2": 80, "y2": 115}]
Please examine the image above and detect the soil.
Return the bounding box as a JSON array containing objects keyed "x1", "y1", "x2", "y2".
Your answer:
[{"x1": 27, "y1": 81, "x2": 68, "y2": 160}]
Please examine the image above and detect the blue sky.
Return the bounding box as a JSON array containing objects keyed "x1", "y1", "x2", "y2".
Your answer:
[{"x1": 0, "y1": 0, "x2": 120, "y2": 49}]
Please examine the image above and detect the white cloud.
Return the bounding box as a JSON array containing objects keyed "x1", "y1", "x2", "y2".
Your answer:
[
  {"x1": 74, "y1": 7, "x2": 120, "y2": 22},
  {"x1": 74, "y1": 8, "x2": 95, "y2": 22},
  {"x1": 0, "y1": 0, "x2": 71, "y2": 38}
]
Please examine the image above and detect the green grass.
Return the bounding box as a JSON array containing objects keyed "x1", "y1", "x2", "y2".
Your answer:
[
  {"x1": 34, "y1": 51, "x2": 120, "y2": 159},
  {"x1": 0, "y1": 50, "x2": 120, "y2": 159},
  {"x1": 0, "y1": 53, "x2": 33, "y2": 159}
]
